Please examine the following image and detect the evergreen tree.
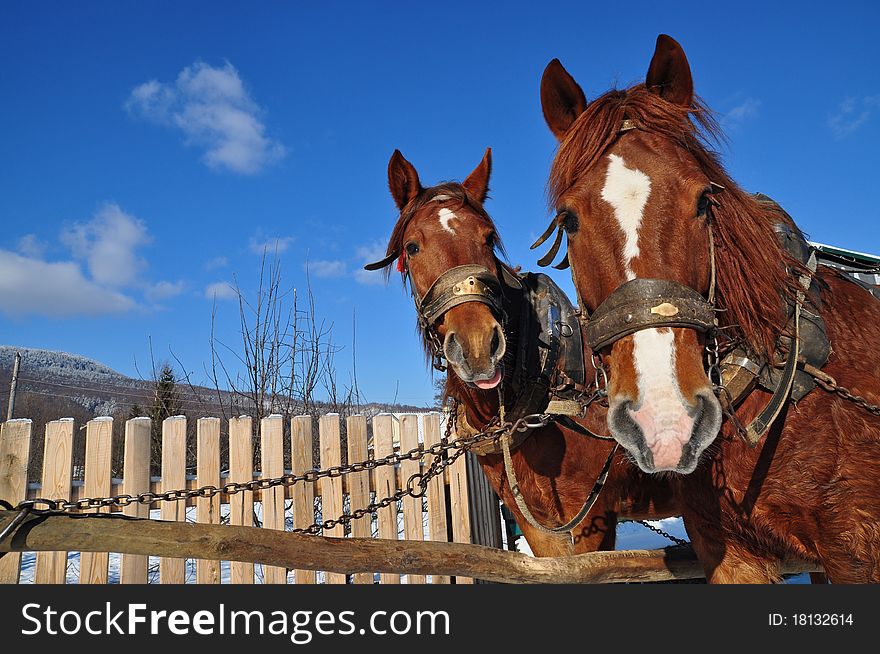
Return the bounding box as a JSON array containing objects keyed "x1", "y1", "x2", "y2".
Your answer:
[{"x1": 149, "y1": 363, "x2": 182, "y2": 474}]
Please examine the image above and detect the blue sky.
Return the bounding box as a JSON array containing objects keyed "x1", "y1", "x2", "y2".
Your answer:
[{"x1": 1, "y1": 1, "x2": 878, "y2": 407}]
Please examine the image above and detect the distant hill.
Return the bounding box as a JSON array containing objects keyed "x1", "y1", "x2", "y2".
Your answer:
[
  {"x1": 0, "y1": 345, "x2": 429, "y2": 418},
  {"x1": 0, "y1": 345, "x2": 135, "y2": 386}
]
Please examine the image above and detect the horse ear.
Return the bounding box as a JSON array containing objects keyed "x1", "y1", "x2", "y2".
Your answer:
[
  {"x1": 462, "y1": 147, "x2": 492, "y2": 204},
  {"x1": 646, "y1": 34, "x2": 693, "y2": 107},
  {"x1": 388, "y1": 149, "x2": 423, "y2": 210},
  {"x1": 541, "y1": 59, "x2": 588, "y2": 140}
]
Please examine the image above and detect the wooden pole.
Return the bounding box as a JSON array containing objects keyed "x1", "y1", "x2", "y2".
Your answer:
[
  {"x1": 6, "y1": 351, "x2": 21, "y2": 421},
  {"x1": 0, "y1": 510, "x2": 823, "y2": 584}
]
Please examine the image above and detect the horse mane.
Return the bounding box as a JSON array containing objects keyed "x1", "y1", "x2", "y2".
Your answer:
[{"x1": 549, "y1": 84, "x2": 803, "y2": 358}]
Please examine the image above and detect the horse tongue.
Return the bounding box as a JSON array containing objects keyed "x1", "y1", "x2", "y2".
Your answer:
[{"x1": 474, "y1": 369, "x2": 502, "y2": 390}]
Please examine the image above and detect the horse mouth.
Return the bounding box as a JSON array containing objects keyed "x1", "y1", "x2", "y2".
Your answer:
[{"x1": 472, "y1": 368, "x2": 502, "y2": 390}]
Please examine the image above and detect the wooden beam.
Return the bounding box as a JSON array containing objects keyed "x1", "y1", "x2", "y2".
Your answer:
[{"x1": 0, "y1": 510, "x2": 823, "y2": 584}]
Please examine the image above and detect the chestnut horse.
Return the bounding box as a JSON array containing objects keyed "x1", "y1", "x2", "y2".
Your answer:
[
  {"x1": 538, "y1": 35, "x2": 880, "y2": 581},
  {"x1": 365, "y1": 148, "x2": 677, "y2": 557}
]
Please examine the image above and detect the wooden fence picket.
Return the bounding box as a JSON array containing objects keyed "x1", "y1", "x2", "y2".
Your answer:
[
  {"x1": 196, "y1": 417, "x2": 221, "y2": 584},
  {"x1": 399, "y1": 414, "x2": 426, "y2": 584},
  {"x1": 160, "y1": 416, "x2": 187, "y2": 584},
  {"x1": 345, "y1": 415, "x2": 372, "y2": 584},
  {"x1": 120, "y1": 417, "x2": 151, "y2": 584},
  {"x1": 228, "y1": 416, "x2": 254, "y2": 584},
  {"x1": 422, "y1": 413, "x2": 450, "y2": 584},
  {"x1": 260, "y1": 415, "x2": 287, "y2": 584},
  {"x1": 291, "y1": 415, "x2": 315, "y2": 584},
  {"x1": 35, "y1": 419, "x2": 74, "y2": 584},
  {"x1": 448, "y1": 411, "x2": 473, "y2": 584},
  {"x1": 80, "y1": 417, "x2": 113, "y2": 584},
  {"x1": 0, "y1": 419, "x2": 32, "y2": 584},
  {"x1": 319, "y1": 414, "x2": 346, "y2": 584},
  {"x1": 372, "y1": 414, "x2": 399, "y2": 584}
]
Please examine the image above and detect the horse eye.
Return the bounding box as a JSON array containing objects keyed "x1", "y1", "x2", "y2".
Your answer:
[
  {"x1": 405, "y1": 242, "x2": 420, "y2": 256},
  {"x1": 697, "y1": 194, "x2": 710, "y2": 216},
  {"x1": 558, "y1": 210, "x2": 579, "y2": 233},
  {"x1": 485, "y1": 231, "x2": 496, "y2": 247}
]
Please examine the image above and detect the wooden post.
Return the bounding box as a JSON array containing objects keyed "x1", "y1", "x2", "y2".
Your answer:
[
  {"x1": 260, "y1": 415, "x2": 287, "y2": 584},
  {"x1": 372, "y1": 414, "x2": 399, "y2": 584},
  {"x1": 422, "y1": 412, "x2": 450, "y2": 584},
  {"x1": 346, "y1": 415, "x2": 372, "y2": 584},
  {"x1": 196, "y1": 417, "x2": 221, "y2": 584},
  {"x1": 319, "y1": 414, "x2": 346, "y2": 584},
  {"x1": 120, "y1": 417, "x2": 151, "y2": 584},
  {"x1": 291, "y1": 415, "x2": 315, "y2": 584},
  {"x1": 5, "y1": 351, "x2": 21, "y2": 421},
  {"x1": 0, "y1": 419, "x2": 32, "y2": 583},
  {"x1": 228, "y1": 416, "x2": 254, "y2": 584},
  {"x1": 80, "y1": 417, "x2": 113, "y2": 584},
  {"x1": 35, "y1": 419, "x2": 74, "y2": 584},
  {"x1": 399, "y1": 414, "x2": 426, "y2": 584},
  {"x1": 160, "y1": 416, "x2": 187, "y2": 584},
  {"x1": 447, "y1": 411, "x2": 473, "y2": 584}
]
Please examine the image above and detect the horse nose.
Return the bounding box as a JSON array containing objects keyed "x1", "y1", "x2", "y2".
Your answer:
[{"x1": 490, "y1": 323, "x2": 506, "y2": 361}]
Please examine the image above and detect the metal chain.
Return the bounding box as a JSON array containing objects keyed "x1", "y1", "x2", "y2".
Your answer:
[
  {"x1": 0, "y1": 408, "x2": 551, "y2": 542},
  {"x1": 621, "y1": 519, "x2": 690, "y2": 547},
  {"x1": 811, "y1": 373, "x2": 880, "y2": 417},
  {"x1": 705, "y1": 329, "x2": 722, "y2": 389}
]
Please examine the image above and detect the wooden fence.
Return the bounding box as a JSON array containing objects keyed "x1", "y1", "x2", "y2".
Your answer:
[{"x1": 0, "y1": 412, "x2": 481, "y2": 585}]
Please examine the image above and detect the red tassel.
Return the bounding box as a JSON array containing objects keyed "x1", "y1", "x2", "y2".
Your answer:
[{"x1": 396, "y1": 254, "x2": 406, "y2": 273}]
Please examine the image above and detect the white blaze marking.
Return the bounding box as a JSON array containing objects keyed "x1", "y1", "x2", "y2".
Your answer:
[
  {"x1": 601, "y1": 155, "x2": 692, "y2": 457},
  {"x1": 631, "y1": 329, "x2": 683, "y2": 410},
  {"x1": 438, "y1": 208, "x2": 458, "y2": 235},
  {"x1": 600, "y1": 154, "x2": 651, "y2": 279}
]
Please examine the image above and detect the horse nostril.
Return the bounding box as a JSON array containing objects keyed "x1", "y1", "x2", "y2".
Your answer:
[
  {"x1": 490, "y1": 324, "x2": 505, "y2": 359},
  {"x1": 444, "y1": 331, "x2": 463, "y2": 363}
]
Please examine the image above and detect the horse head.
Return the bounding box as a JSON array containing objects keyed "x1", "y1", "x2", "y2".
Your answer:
[
  {"x1": 366, "y1": 148, "x2": 511, "y2": 390},
  {"x1": 538, "y1": 35, "x2": 734, "y2": 473}
]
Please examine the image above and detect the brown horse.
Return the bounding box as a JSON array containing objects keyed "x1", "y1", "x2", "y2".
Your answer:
[
  {"x1": 365, "y1": 148, "x2": 678, "y2": 557},
  {"x1": 538, "y1": 35, "x2": 880, "y2": 581}
]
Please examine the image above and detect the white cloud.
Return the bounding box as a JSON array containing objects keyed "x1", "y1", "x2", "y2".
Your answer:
[
  {"x1": 204, "y1": 256, "x2": 228, "y2": 270},
  {"x1": 126, "y1": 61, "x2": 286, "y2": 174},
  {"x1": 146, "y1": 280, "x2": 185, "y2": 302},
  {"x1": 353, "y1": 240, "x2": 389, "y2": 285},
  {"x1": 248, "y1": 234, "x2": 294, "y2": 255},
  {"x1": 0, "y1": 250, "x2": 135, "y2": 317},
  {"x1": 0, "y1": 204, "x2": 189, "y2": 318},
  {"x1": 722, "y1": 97, "x2": 760, "y2": 130},
  {"x1": 829, "y1": 95, "x2": 880, "y2": 139},
  {"x1": 16, "y1": 234, "x2": 46, "y2": 258},
  {"x1": 61, "y1": 203, "x2": 150, "y2": 288},
  {"x1": 307, "y1": 259, "x2": 347, "y2": 278},
  {"x1": 205, "y1": 281, "x2": 238, "y2": 300}
]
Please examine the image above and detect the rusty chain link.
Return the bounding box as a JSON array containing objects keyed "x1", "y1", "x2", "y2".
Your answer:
[
  {"x1": 0, "y1": 406, "x2": 555, "y2": 542},
  {"x1": 621, "y1": 519, "x2": 690, "y2": 547},
  {"x1": 808, "y1": 368, "x2": 880, "y2": 417}
]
